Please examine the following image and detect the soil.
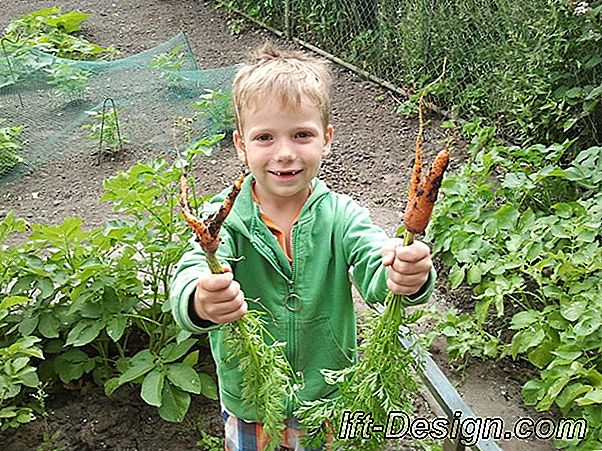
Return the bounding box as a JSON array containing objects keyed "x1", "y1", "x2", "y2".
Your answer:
[{"x1": 0, "y1": 1, "x2": 555, "y2": 450}]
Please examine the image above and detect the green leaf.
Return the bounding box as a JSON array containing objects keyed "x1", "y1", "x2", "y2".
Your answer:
[
  {"x1": 118, "y1": 350, "x2": 156, "y2": 384},
  {"x1": 585, "y1": 84, "x2": 602, "y2": 101},
  {"x1": 466, "y1": 265, "x2": 482, "y2": 284},
  {"x1": 449, "y1": 264, "x2": 465, "y2": 289},
  {"x1": 166, "y1": 363, "x2": 201, "y2": 394},
  {"x1": 560, "y1": 298, "x2": 588, "y2": 322},
  {"x1": 160, "y1": 338, "x2": 196, "y2": 363},
  {"x1": 18, "y1": 314, "x2": 39, "y2": 336},
  {"x1": 141, "y1": 369, "x2": 165, "y2": 407},
  {"x1": 158, "y1": 383, "x2": 190, "y2": 422},
  {"x1": 38, "y1": 313, "x2": 60, "y2": 338},
  {"x1": 54, "y1": 349, "x2": 93, "y2": 383},
  {"x1": 65, "y1": 320, "x2": 103, "y2": 346},
  {"x1": 182, "y1": 350, "x2": 199, "y2": 367},
  {"x1": 199, "y1": 373, "x2": 218, "y2": 400},
  {"x1": 106, "y1": 316, "x2": 126, "y2": 342},
  {"x1": 104, "y1": 377, "x2": 121, "y2": 396},
  {"x1": 575, "y1": 389, "x2": 602, "y2": 406},
  {"x1": 574, "y1": 315, "x2": 601, "y2": 337},
  {"x1": 0, "y1": 295, "x2": 30, "y2": 310},
  {"x1": 555, "y1": 383, "x2": 592, "y2": 410},
  {"x1": 527, "y1": 341, "x2": 555, "y2": 369},
  {"x1": 16, "y1": 367, "x2": 39, "y2": 388},
  {"x1": 511, "y1": 310, "x2": 540, "y2": 330},
  {"x1": 522, "y1": 379, "x2": 545, "y2": 405},
  {"x1": 565, "y1": 87, "x2": 583, "y2": 99},
  {"x1": 494, "y1": 205, "x2": 519, "y2": 230}
]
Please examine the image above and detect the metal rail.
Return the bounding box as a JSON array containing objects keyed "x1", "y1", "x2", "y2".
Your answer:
[{"x1": 400, "y1": 328, "x2": 503, "y2": 451}]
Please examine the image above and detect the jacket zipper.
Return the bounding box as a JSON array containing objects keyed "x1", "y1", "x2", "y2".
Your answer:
[{"x1": 285, "y1": 222, "x2": 301, "y2": 417}]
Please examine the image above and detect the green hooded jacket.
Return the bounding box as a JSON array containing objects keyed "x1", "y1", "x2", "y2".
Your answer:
[{"x1": 170, "y1": 175, "x2": 435, "y2": 421}]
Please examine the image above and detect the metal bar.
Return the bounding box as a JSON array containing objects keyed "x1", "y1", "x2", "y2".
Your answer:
[
  {"x1": 400, "y1": 328, "x2": 503, "y2": 451},
  {"x1": 97, "y1": 97, "x2": 123, "y2": 164},
  {"x1": 1, "y1": 34, "x2": 25, "y2": 108}
]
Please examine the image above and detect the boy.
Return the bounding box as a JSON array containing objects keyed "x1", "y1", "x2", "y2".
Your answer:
[{"x1": 170, "y1": 43, "x2": 436, "y2": 450}]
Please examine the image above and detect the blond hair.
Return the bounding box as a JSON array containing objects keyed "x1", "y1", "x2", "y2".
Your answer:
[{"x1": 232, "y1": 42, "x2": 332, "y2": 132}]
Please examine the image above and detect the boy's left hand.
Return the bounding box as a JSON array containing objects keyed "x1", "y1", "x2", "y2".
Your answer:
[{"x1": 381, "y1": 239, "x2": 432, "y2": 296}]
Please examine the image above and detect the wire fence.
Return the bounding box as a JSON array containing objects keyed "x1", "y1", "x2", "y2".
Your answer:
[{"x1": 220, "y1": 0, "x2": 602, "y2": 147}]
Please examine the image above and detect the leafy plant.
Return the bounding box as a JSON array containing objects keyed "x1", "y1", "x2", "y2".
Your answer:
[
  {"x1": 0, "y1": 137, "x2": 230, "y2": 429},
  {"x1": 0, "y1": 120, "x2": 25, "y2": 175},
  {"x1": 298, "y1": 303, "x2": 421, "y2": 450},
  {"x1": 1, "y1": 7, "x2": 116, "y2": 90},
  {"x1": 0, "y1": 214, "x2": 42, "y2": 433},
  {"x1": 82, "y1": 108, "x2": 127, "y2": 156},
  {"x1": 425, "y1": 120, "x2": 602, "y2": 448},
  {"x1": 189, "y1": 89, "x2": 235, "y2": 136},
  {"x1": 3, "y1": 7, "x2": 118, "y2": 60},
  {"x1": 149, "y1": 44, "x2": 189, "y2": 92},
  {"x1": 220, "y1": 0, "x2": 602, "y2": 147},
  {"x1": 45, "y1": 62, "x2": 92, "y2": 101}
]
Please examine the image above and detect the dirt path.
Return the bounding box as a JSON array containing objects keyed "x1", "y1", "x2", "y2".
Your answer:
[{"x1": 0, "y1": 1, "x2": 555, "y2": 450}]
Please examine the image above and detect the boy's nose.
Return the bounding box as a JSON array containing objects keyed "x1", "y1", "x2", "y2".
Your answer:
[{"x1": 274, "y1": 140, "x2": 295, "y2": 161}]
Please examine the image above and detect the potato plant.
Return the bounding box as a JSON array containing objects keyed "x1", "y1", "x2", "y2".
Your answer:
[
  {"x1": 426, "y1": 119, "x2": 602, "y2": 449},
  {"x1": 0, "y1": 137, "x2": 230, "y2": 429}
]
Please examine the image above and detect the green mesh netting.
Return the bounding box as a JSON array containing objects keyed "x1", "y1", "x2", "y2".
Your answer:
[{"x1": 0, "y1": 32, "x2": 239, "y2": 186}]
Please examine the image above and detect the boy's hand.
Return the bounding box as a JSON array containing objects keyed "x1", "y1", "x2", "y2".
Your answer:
[
  {"x1": 381, "y1": 239, "x2": 432, "y2": 296},
  {"x1": 193, "y1": 269, "x2": 247, "y2": 324}
]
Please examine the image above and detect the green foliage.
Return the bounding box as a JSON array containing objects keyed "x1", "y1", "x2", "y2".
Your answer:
[
  {"x1": 2, "y1": 7, "x2": 118, "y2": 60},
  {"x1": 223, "y1": 312, "x2": 298, "y2": 450},
  {"x1": 45, "y1": 62, "x2": 92, "y2": 101},
  {"x1": 196, "y1": 430, "x2": 224, "y2": 450},
  {"x1": 0, "y1": 7, "x2": 117, "y2": 91},
  {"x1": 82, "y1": 108, "x2": 127, "y2": 154},
  {"x1": 0, "y1": 120, "x2": 24, "y2": 175},
  {"x1": 426, "y1": 121, "x2": 602, "y2": 448},
  {"x1": 0, "y1": 214, "x2": 42, "y2": 432},
  {"x1": 297, "y1": 294, "x2": 420, "y2": 450},
  {"x1": 190, "y1": 89, "x2": 235, "y2": 136},
  {"x1": 0, "y1": 138, "x2": 230, "y2": 431},
  {"x1": 149, "y1": 45, "x2": 189, "y2": 92},
  {"x1": 221, "y1": 0, "x2": 602, "y2": 147}
]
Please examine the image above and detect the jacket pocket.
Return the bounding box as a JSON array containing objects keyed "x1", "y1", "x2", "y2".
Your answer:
[{"x1": 296, "y1": 315, "x2": 354, "y2": 402}]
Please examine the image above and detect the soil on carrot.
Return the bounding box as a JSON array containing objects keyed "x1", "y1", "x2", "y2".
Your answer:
[{"x1": 1, "y1": 1, "x2": 554, "y2": 450}]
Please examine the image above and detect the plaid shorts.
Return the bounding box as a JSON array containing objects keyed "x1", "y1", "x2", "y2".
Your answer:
[{"x1": 222, "y1": 410, "x2": 326, "y2": 451}]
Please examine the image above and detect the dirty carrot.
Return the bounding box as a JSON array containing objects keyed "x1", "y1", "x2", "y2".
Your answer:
[
  {"x1": 408, "y1": 99, "x2": 424, "y2": 202},
  {"x1": 403, "y1": 146, "x2": 450, "y2": 235},
  {"x1": 179, "y1": 172, "x2": 296, "y2": 451}
]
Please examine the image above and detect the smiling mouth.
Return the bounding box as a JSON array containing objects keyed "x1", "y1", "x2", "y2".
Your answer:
[{"x1": 269, "y1": 169, "x2": 303, "y2": 176}]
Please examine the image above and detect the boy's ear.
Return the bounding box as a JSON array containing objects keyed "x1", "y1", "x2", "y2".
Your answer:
[
  {"x1": 233, "y1": 129, "x2": 247, "y2": 164},
  {"x1": 322, "y1": 124, "x2": 334, "y2": 157}
]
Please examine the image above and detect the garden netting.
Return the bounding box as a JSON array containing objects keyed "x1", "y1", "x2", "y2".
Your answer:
[{"x1": 0, "y1": 32, "x2": 239, "y2": 187}]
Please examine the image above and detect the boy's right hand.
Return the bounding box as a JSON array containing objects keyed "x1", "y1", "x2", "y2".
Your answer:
[{"x1": 193, "y1": 270, "x2": 247, "y2": 324}]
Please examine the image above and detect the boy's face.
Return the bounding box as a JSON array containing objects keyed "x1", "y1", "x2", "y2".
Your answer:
[{"x1": 233, "y1": 96, "x2": 334, "y2": 206}]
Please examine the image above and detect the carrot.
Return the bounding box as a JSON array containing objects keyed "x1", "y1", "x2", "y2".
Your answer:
[
  {"x1": 179, "y1": 172, "x2": 247, "y2": 271},
  {"x1": 408, "y1": 99, "x2": 424, "y2": 202},
  {"x1": 403, "y1": 146, "x2": 449, "y2": 235},
  {"x1": 207, "y1": 172, "x2": 246, "y2": 239},
  {"x1": 179, "y1": 171, "x2": 294, "y2": 451}
]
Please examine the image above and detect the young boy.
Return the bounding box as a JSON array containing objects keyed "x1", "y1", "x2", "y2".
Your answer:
[{"x1": 170, "y1": 43, "x2": 436, "y2": 450}]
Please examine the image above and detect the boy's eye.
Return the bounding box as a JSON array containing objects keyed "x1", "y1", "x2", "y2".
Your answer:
[
  {"x1": 295, "y1": 131, "x2": 313, "y2": 139},
  {"x1": 255, "y1": 133, "x2": 272, "y2": 142}
]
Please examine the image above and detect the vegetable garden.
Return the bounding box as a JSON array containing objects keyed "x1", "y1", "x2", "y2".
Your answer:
[{"x1": 1, "y1": 1, "x2": 600, "y2": 450}]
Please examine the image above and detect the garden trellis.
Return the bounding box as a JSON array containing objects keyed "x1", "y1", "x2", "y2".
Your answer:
[{"x1": 0, "y1": 32, "x2": 239, "y2": 186}]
